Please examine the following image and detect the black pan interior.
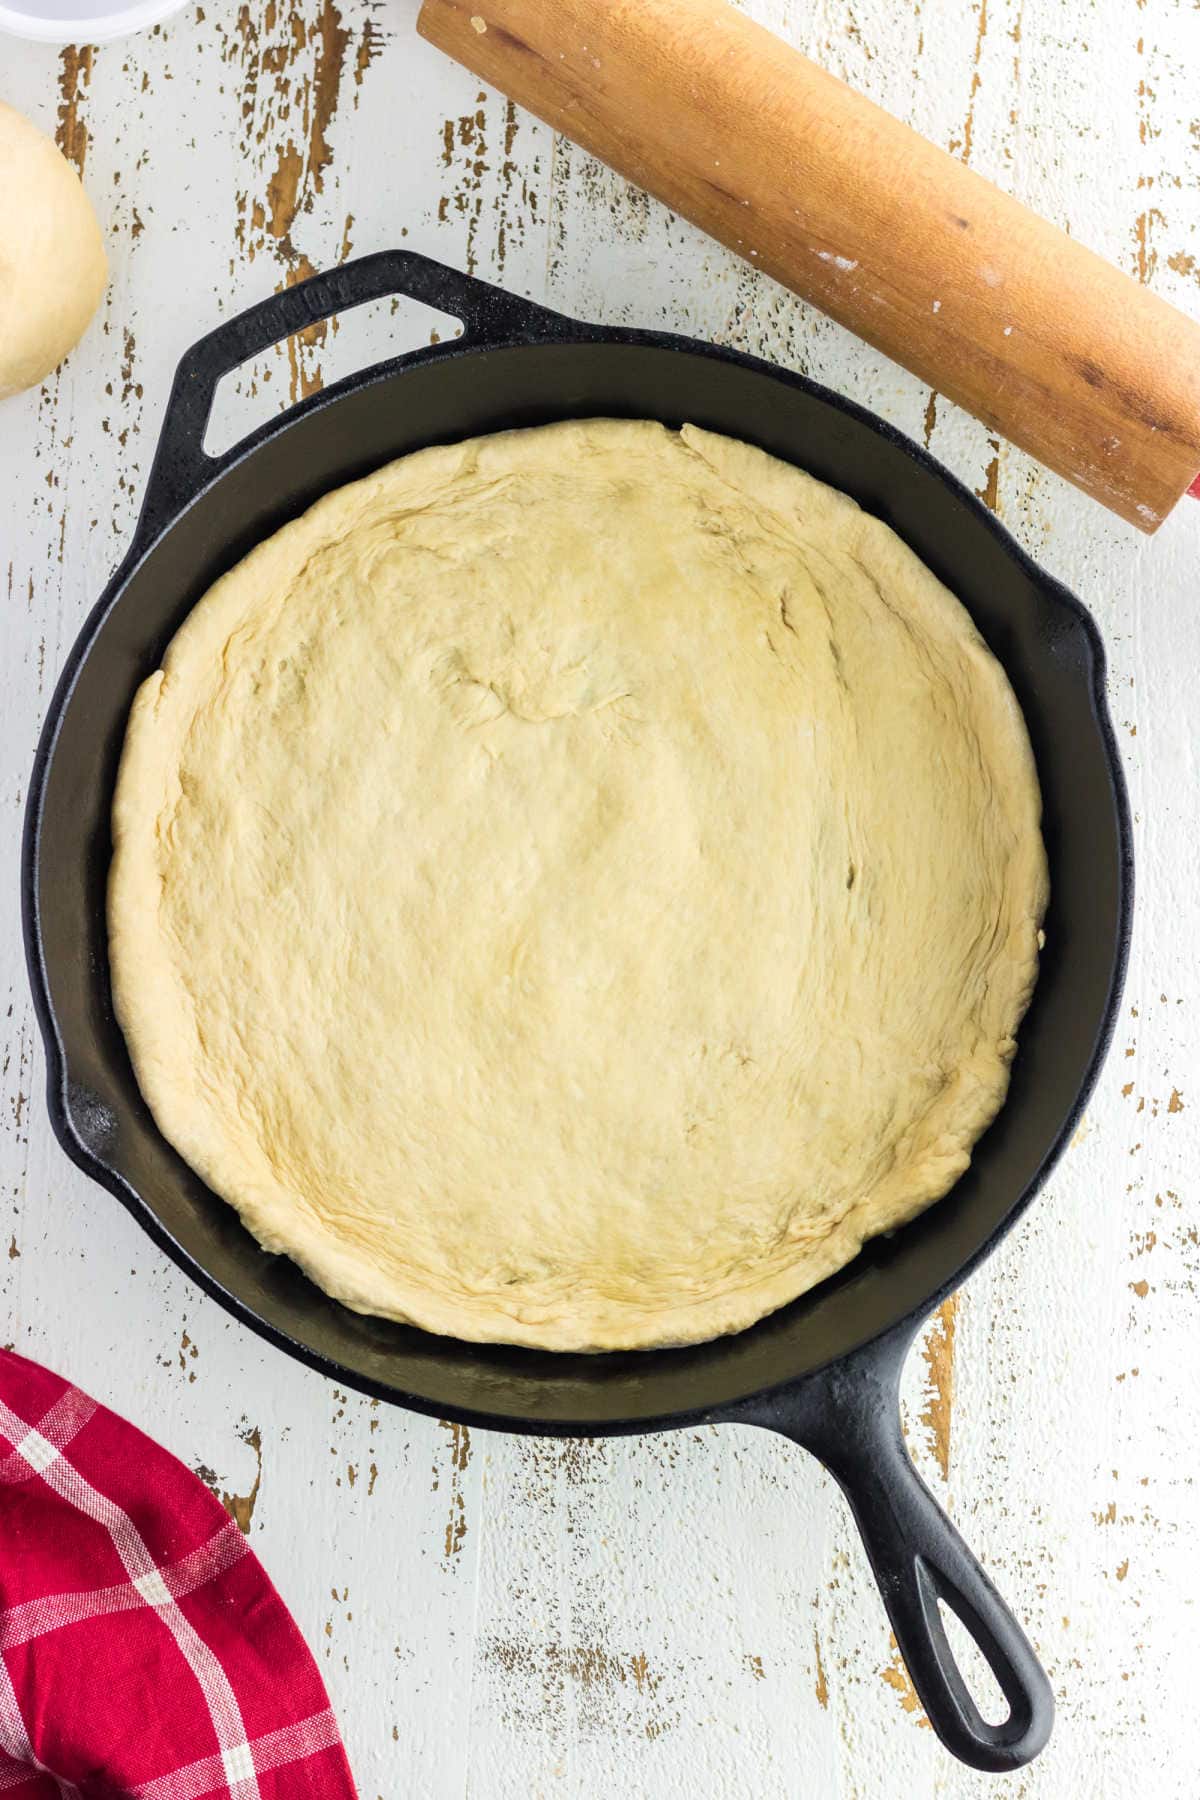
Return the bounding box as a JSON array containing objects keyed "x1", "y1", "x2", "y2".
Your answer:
[{"x1": 28, "y1": 338, "x2": 1130, "y2": 1430}]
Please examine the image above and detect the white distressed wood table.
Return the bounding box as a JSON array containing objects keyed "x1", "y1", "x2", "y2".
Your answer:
[{"x1": 2, "y1": 2, "x2": 1198, "y2": 1793}]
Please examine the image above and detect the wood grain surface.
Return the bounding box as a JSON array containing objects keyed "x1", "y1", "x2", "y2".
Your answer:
[{"x1": 1, "y1": 1, "x2": 1198, "y2": 1794}]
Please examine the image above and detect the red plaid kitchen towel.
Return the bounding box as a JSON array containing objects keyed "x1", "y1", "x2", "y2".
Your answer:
[{"x1": 0, "y1": 1347, "x2": 357, "y2": 1798}]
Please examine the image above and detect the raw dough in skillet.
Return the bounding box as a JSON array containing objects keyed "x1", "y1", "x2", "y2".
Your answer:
[{"x1": 109, "y1": 420, "x2": 1047, "y2": 1352}]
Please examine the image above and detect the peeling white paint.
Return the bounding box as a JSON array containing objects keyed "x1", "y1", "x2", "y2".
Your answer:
[{"x1": 0, "y1": 1, "x2": 1199, "y2": 1796}]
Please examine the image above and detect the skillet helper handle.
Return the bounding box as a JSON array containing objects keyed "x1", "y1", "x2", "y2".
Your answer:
[
  {"x1": 743, "y1": 1330, "x2": 1053, "y2": 1773},
  {"x1": 132, "y1": 249, "x2": 565, "y2": 553},
  {"x1": 418, "y1": 0, "x2": 1200, "y2": 531}
]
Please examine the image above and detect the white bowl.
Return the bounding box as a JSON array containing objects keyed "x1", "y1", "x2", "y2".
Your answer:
[{"x1": 0, "y1": 0, "x2": 187, "y2": 42}]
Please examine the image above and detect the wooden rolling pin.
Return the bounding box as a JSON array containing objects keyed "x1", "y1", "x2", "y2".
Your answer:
[{"x1": 418, "y1": 0, "x2": 1200, "y2": 533}]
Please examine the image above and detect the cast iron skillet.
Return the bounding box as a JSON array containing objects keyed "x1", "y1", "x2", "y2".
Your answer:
[{"x1": 23, "y1": 249, "x2": 1132, "y2": 1773}]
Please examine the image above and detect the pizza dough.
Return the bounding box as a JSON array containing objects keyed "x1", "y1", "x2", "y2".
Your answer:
[
  {"x1": 0, "y1": 100, "x2": 107, "y2": 401},
  {"x1": 109, "y1": 420, "x2": 1047, "y2": 1352}
]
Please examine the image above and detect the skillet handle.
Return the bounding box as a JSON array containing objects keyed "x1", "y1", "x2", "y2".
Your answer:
[
  {"x1": 737, "y1": 1323, "x2": 1053, "y2": 1772},
  {"x1": 131, "y1": 249, "x2": 575, "y2": 555}
]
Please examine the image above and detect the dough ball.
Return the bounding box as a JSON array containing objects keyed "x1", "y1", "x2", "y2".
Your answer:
[{"x1": 0, "y1": 99, "x2": 107, "y2": 400}]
